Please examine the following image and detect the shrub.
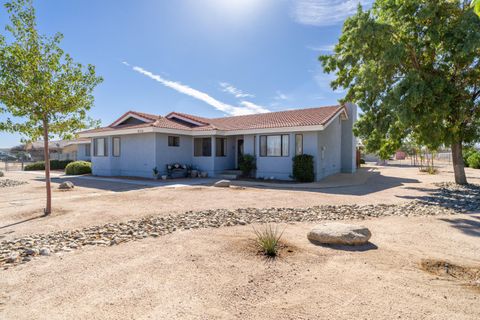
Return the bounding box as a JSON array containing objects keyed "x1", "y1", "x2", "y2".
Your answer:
[
  {"x1": 360, "y1": 158, "x2": 366, "y2": 165},
  {"x1": 239, "y1": 154, "x2": 256, "y2": 177},
  {"x1": 24, "y1": 161, "x2": 45, "y2": 171},
  {"x1": 65, "y1": 161, "x2": 92, "y2": 175},
  {"x1": 253, "y1": 224, "x2": 285, "y2": 258},
  {"x1": 292, "y1": 154, "x2": 314, "y2": 182},
  {"x1": 463, "y1": 148, "x2": 477, "y2": 167},
  {"x1": 467, "y1": 152, "x2": 480, "y2": 169},
  {"x1": 24, "y1": 160, "x2": 73, "y2": 171}
]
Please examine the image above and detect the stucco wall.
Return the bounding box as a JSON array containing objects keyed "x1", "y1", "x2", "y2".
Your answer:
[
  {"x1": 191, "y1": 136, "x2": 214, "y2": 176},
  {"x1": 76, "y1": 143, "x2": 91, "y2": 161},
  {"x1": 317, "y1": 117, "x2": 342, "y2": 180},
  {"x1": 213, "y1": 136, "x2": 236, "y2": 175},
  {"x1": 91, "y1": 134, "x2": 156, "y2": 178},
  {"x1": 155, "y1": 133, "x2": 192, "y2": 175},
  {"x1": 341, "y1": 103, "x2": 357, "y2": 173}
]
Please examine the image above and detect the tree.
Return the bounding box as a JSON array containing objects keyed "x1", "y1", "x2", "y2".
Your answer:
[
  {"x1": 473, "y1": 0, "x2": 480, "y2": 16},
  {"x1": 0, "y1": 0, "x2": 102, "y2": 214},
  {"x1": 320, "y1": 0, "x2": 480, "y2": 184}
]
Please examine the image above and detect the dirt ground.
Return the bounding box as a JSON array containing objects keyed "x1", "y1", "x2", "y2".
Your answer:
[
  {"x1": 1, "y1": 163, "x2": 480, "y2": 239},
  {"x1": 1, "y1": 163, "x2": 480, "y2": 319}
]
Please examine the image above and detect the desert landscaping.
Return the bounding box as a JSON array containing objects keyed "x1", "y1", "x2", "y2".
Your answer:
[{"x1": 1, "y1": 163, "x2": 479, "y2": 319}]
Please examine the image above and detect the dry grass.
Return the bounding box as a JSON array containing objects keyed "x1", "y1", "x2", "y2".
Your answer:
[{"x1": 252, "y1": 224, "x2": 285, "y2": 257}]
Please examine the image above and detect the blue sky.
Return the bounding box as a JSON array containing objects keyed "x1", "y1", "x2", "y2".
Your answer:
[{"x1": 0, "y1": 0, "x2": 371, "y2": 147}]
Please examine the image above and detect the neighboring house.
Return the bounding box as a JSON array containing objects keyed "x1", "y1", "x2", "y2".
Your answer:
[
  {"x1": 24, "y1": 139, "x2": 91, "y2": 161},
  {"x1": 79, "y1": 103, "x2": 357, "y2": 181}
]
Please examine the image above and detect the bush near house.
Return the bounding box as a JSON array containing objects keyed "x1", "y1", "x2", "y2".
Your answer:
[
  {"x1": 24, "y1": 160, "x2": 73, "y2": 171},
  {"x1": 65, "y1": 161, "x2": 92, "y2": 175},
  {"x1": 239, "y1": 154, "x2": 256, "y2": 177},
  {"x1": 467, "y1": 152, "x2": 480, "y2": 169},
  {"x1": 292, "y1": 154, "x2": 314, "y2": 182},
  {"x1": 463, "y1": 148, "x2": 477, "y2": 167}
]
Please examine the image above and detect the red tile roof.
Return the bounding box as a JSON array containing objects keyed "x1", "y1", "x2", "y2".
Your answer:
[{"x1": 81, "y1": 105, "x2": 345, "y2": 135}]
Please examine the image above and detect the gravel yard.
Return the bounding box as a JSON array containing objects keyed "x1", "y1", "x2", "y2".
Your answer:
[{"x1": 0, "y1": 164, "x2": 479, "y2": 319}]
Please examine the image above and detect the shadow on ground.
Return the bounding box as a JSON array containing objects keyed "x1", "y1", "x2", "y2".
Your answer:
[
  {"x1": 438, "y1": 215, "x2": 480, "y2": 238},
  {"x1": 308, "y1": 240, "x2": 378, "y2": 252}
]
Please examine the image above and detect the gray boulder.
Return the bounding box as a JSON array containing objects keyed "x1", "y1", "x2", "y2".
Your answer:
[
  {"x1": 214, "y1": 180, "x2": 230, "y2": 188},
  {"x1": 307, "y1": 223, "x2": 371, "y2": 246},
  {"x1": 59, "y1": 181, "x2": 75, "y2": 190},
  {"x1": 0, "y1": 170, "x2": 4, "y2": 177}
]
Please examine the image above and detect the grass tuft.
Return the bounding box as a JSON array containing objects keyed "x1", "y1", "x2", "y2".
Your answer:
[{"x1": 252, "y1": 224, "x2": 285, "y2": 258}]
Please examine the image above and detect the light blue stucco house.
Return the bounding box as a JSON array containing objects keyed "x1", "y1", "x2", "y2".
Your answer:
[{"x1": 79, "y1": 103, "x2": 357, "y2": 181}]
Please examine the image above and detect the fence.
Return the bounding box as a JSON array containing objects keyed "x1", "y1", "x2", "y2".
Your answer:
[{"x1": 1, "y1": 160, "x2": 35, "y2": 171}]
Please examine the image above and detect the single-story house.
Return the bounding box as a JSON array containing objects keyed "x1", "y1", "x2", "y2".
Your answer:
[
  {"x1": 24, "y1": 139, "x2": 91, "y2": 161},
  {"x1": 78, "y1": 103, "x2": 357, "y2": 181}
]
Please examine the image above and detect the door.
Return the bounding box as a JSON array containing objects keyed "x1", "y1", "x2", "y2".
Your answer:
[{"x1": 236, "y1": 139, "x2": 244, "y2": 169}]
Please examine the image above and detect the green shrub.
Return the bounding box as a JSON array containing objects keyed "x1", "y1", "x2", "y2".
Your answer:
[
  {"x1": 292, "y1": 154, "x2": 314, "y2": 182},
  {"x1": 467, "y1": 152, "x2": 480, "y2": 169},
  {"x1": 239, "y1": 154, "x2": 256, "y2": 177},
  {"x1": 253, "y1": 224, "x2": 285, "y2": 258},
  {"x1": 65, "y1": 161, "x2": 92, "y2": 175},
  {"x1": 24, "y1": 161, "x2": 45, "y2": 171},
  {"x1": 24, "y1": 159, "x2": 73, "y2": 171},
  {"x1": 463, "y1": 148, "x2": 477, "y2": 167},
  {"x1": 360, "y1": 158, "x2": 366, "y2": 165}
]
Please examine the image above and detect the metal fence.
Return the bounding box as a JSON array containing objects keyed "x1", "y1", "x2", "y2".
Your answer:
[{"x1": 1, "y1": 160, "x2": 35, "y2": 171}]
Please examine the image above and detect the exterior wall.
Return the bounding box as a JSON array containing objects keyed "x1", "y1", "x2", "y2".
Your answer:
[
  {"x1": 340, "y1": 103, "x2": 357, "y2": 173},
  {"x1": 92, "y1": 133, "x2": 156, "y2": 178},
  {"x1": 213, "y1": 136, "x2": 236, "y2": 175},
  {"x1": 191, "y1": 136, "x2": 215, "y2": 177},
  {"x1": 155, "y1": 133, "x2": 193, "y2": 175},
  {"x1": 76, "y1": 143, "x2": 91, "y2": 161},
  {"x1": 317, "y1": 117, "x2": 342, "y2": 180}
]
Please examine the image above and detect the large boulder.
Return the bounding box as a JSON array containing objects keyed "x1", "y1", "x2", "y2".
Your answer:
[
  {"x1": 214, "y1": 180, "x2": 230, "y2": 188},
  {"x1": 307, "y1": 223, "x2": 371, "y2": 246},
  {"x1": 58, "y1": 181, "x2": 75, "y2": 190},
  {"x1": 0, "y1": 170, "x2": 4, "y2": 177}
]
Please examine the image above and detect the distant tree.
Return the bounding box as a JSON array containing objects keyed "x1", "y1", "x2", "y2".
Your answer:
[
  {"x1": 320, "y1": 0, "x2": 480, "y2": 184},
  {"x1": 0, "y1": 0, "x2": 102, "y2": 214}
]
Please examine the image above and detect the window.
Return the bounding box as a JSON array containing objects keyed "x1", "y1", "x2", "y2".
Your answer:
[
  {"x1": 85, "y1": 143, "x2": 91, "y2": 157},
  {"x1": 295, "y1": 134, "x2": 303, "y2": 155},
  {"x1": 93, "y1": 138, "x2": 107, "y2": 157},
  {"x1": 215, "y1": 138, "x2": 227, "y2": 157},
  {"x1": 168, "y1": 136, "x2": 180, "y2": 147},
  {"x1": 260, "y1": 135, "x2": 289, "y2": 157},
  {"x1": 194, "y1": 138, "x2": 212, "y2": 157},
  {"x1": 113, "y1": 137, "x2": 121, "y2": 157}
]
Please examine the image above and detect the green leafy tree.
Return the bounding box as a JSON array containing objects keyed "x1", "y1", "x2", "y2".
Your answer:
[
  {"x1": 473, "y1": 0, "x2": 480, "y2": 16},
  {"x1": 0, "y1": 0, "x2": 102, "y2": 214},
  {"x1": 320, "y1": 0, "x2": 480, "y2": 184}
]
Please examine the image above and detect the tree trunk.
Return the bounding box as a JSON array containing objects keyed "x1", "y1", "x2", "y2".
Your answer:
[
  {"x1": 42, "y1": 119, "x2": 52, "y2": 215},
  {"x1": 451, "y1": 141, "x2": 467, "y2": 185}
]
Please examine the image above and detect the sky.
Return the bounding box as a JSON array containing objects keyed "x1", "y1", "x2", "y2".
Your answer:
[{"x1": 0, "y1": 0, "x2": 372, "y2": 147}]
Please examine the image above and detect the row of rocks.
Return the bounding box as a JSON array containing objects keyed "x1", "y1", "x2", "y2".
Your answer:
[
  {"x1": 419, "y1": 182, "x2": 480, "y2": 212},
  {"x1": 0, "y1": 200, "x2": 459, "y2": 268},
  {"x1": 0, "y1": 178, "x2": 27, "y2": 188}
]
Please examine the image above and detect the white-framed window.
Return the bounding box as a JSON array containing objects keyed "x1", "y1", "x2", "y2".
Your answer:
[
  {"x1": 85, "y1": 143, "x2": 91, "y2": 157},
  {"x1": 113, "y1": 137, "x2": 121, "y2": 157},
  {"x1": 93, "y1": 138, "x2": 107, "y2": 157},
  {"x1": 215, "y1": 138, "x2": 227, "y2": 157},
  {"x1": 168, "y1": 136, "x2": 180, "y2": 147},
  {"x1": 295, "y1": 134, "x2": 303, "y2": 156},
  {"x1": 194, "y1": 138, "x2": 212, "y2": 157},
  {"x1": 259, "y1": 134, "x2": 289, "y2": 157}
]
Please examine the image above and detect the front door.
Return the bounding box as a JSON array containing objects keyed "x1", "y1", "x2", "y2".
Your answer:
[{"x1": 236, "y1": 139, "x2": 244, "y2": 169}]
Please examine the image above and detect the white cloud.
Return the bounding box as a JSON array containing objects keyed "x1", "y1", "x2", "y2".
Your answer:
[
  {"x1": 306, "y1": 44, "x2": 335, "y2": 52},
  {"x1": 219, "y1": 82, "x2": 254, "y2": 98},
  {"x1": 274, "y1": 91, "x2": 290, "y2": 101},
  {"x1": 291, "y1": 0, "x2": 372, "y2": 26},
  {"x1": 124, "y1": 62, "x2": 269, "y2": 116}
]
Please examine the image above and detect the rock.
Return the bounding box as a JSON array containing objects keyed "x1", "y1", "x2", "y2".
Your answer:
[
  {"x1": 39, "y1": 248, "x2": 51, "y2": 256},
  {"x1": 59, "y1": 181, "x2": 74, "y2": 190},
  {"x1": 307, "y1": 223, "x2": 372, "y2": 246},
  {"x1": 214, "y1": 180, "x2": 230, "y2": 188},
  {"x1": 6, "y1": 252, "x2": 19, "y2": 263},
  {"x1": 0, "y1": 170, "x2": 4, "y2": 177}
]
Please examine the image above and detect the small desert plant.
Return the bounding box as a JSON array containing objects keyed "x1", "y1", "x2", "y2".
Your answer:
[
  {"x1": 65, "y1": 161, "x2": 91, "y2": 175},
  {"x1": 252, "y1": 224, "x2": 285, "y2": 257},
  {"x1": 152, "y1": 166, "x2": 159, "y2": 176},
  {"x1": 419, "y1": 165, "x2": 438, "y2": 174},
  {"x1": 239, "y1": 154, "x2": 256, "y2": 177}
]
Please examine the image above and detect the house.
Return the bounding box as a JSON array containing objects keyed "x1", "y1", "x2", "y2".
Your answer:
[
  {"x1": 23, "y1": 139, "x2": 92, "y2": 161},
  {"x1": 78, "y1": 103, "x2": 357, "y2": 181}
]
